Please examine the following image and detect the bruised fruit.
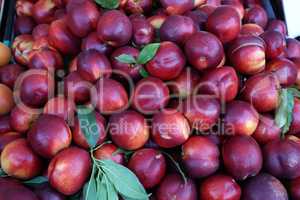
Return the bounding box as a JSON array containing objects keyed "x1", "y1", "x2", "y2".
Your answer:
[
  {"x1": 156, "y1": 174, "x2": 197, "y2": 200},
  {"x1": 28, "y1": 114, "x2": 72, "y2": 158},
  {"x1": 152, "y1": 109, "x2": 190, "y2": 148},
  {"x1": 128, "y1": 148, "x2": 166, "y2": 188},
  {"x1": 222, "y1": 136, "x2": 262, "y2": 180},
  {"x1": 109, "y1": 110, "x2": 149, "y2": 150},
  {"x1": 47, "y1": 147, "x2": 91, "y2": 195},
  {"x1": 199, "y1": 174, "x2": 241, "y2": 200},
  {"x1": 1, "y1": 138, "x2": 42, "y2": 180},
  {"x1": 182, "y1": 136, "x2": 220, "y2": 178},
  {"x1": 93, "y1": 143, "x2": 125, "y2": 165}
]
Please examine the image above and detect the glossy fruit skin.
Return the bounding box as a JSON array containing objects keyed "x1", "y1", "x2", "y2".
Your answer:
[
  {"x1": 260, "y1": 31, "x2": 286, "y2": 59},
  {"x1": 242, "y1": 73, "x2": 280, "y2": 112},
  {"x1": 199, "y1": 174, "x2": 241, "y2": 200},
  {"x1": 267, "y1": 19, "x2": 287, "y2": 36},
  {"x1": 185, "y1": 31, "x2": 224, "y2": 71},
  {"x1": 152, "y1": 109, "x2": 190, "y2": 148},
  {"x1": 285, "y1": 38, "x2": 300, "y2": 59},
  {"x1": 14, "y1": 16, "x2": 35, "y2": 35},
  {"x1": 48, "y1": 19, "x2": 80, "y2": 55},
  {"x1": 182, "y1": 136, "x2": 220, "y2": 178},
  {"x1": 132, "y1": 77, "x2": 169, "y2": 114},
  {"x1": 0, "y1": 177, "x2": 39, "y2": 200},
  {"x1": 156, "y1": 174, "x2": 197, "y2": 200},
  {"x1": 159, "y1": 0, "x2": 197, "y2": 15},
  {"x1": 169, "y1": 68, "x2": 200, "y2": 98},
  {"x1": 252, "y1": 115, "x2": 281, "y2": 145},
  {"x1": 131, "y1": 15, "x2": 155, "y2": 46},
  {"x1": 12, "y1": 34, "x2": 34, "y2": 66},
  {"x1": 263, "y1": 138, "x2": 300, "y2": 179},
  {"x1": 81, "y1": 32, "x2": 113, "y2": 55},
  {"x1": 16, "y1": 0, "x2": 34, "y2": 17},
  {"x1": 73, "y1": 112, "x2": 106, "y2": 149},
  {"x1": 92, "y1": 78, "x2": 129, "y2": 114},
  {"x1": 1, "y1": 138, "x2": 42, "y2": 180},
  {"x1": 240, "y1": 23, "x2": 264, "y2": 36},
  {"x1": 206, "y1": 6, "x2": 241, "y2": 43},
  {"x1": 0, "y1": 84, "x2": 14, "y2": 115},
  {"x1": 224, "y1": 101, "x2": 259, "y2": 136},
  {"x1": 18, "y1": 69, "x2": 54, "y2": 108},
  {"x1": 160, "y1": 15, "x2": 197, "y2": 45},
  {"x1": 28, "y1": 48, "x2": 63, "y2": 71},
  {"x1": 242, "y1": 173, "x2": 288, "y2": 200},
  {"x1": 222, "y1": 0, "x2": 244, "y2": 19},
  {"x1": 124, "y1": 0, "x2": 152, "y2": 14},
  {"x1": 128, "y1": 148, "x2": 166, "y2": 188},
  {"x1": 10, "y1": 106, "x2": 39, "y2": 133},
  {"x1": 266, "y1": 58, "x2": 298, "y2": 87},
  {"x1": 243, "y1": 5, "x2": 268, "y2": 28},
  {"x1": 109, "y1": 110, "x2": 149, "y2": 150},
  {"x1": 43, "y1": 96, "x2": 75, "y2": 121},
  {"x1": 28, "y1": 114, "x2": 72, "y2": 158},
  {"x1": 291, "y1": 177, "x2": 300, "y2": 200},
  {"x1": 97, "y1": 10, "x2": 133, "y2": 47},
  {"x1": 146, "y1": 42, "x2": 185, "y2": 80},
  {"x1": 198, "y1": 66, "x2": 239, "y2": 102},
  {"x1": 32, "y1": 0, "x2": 61, "y2": 24},
  {"x1": 182, "y1": 96, "x2": 220, "y2": 132},
  {"x1": 66, "y1": 1, "x2": 100, "y2": 38},
  {"x1": 184, "y1": 10, "x2": 208, "y2": 30},
  {"x1": 33, "y1": 183, "x2": 66, "y2": 200},
  {"x1": 228, "y1": 35, "x2": 266, "y2": 75},
  {"x1": 0, "y1": 132, "x2": 22, "y2": 153},
  {"x1": 222, "y1": 136, "x2": 262, "y2": 180},
  {"x1": 111, "y1": 46, "x2": 142, "y2": 80},
  {"x1": 0, "y1": 64, "x2": 24, "y2": 89},
  {"x1": 77, "y1": 49, "x2": 112, "y2": 82},
  {"x1": 289, "y1": 98, "x2": 300, "y2": 136},
  {"x1": 47, "y1": 147, "x2": 91, "y2": 195},
  {"x1": 93, "y1": 143, "x2": 125, "y2": 165},
  {"x1": 64, "y1": 71, "x2": 91, "y2": 104},
  {"x1": 32, "y1": 24, "x2": 49, "y2": 40}
]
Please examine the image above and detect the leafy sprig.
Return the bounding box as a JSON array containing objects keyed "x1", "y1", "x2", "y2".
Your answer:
[{"x1": 94, "y1": 0, "x2": 119, "y2": 9}]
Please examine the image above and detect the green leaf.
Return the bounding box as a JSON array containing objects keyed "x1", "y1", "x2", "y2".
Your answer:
[
  {"x1": 104, "y1": 175, "x2": 118, "y2": 200},
  {"x1": 83, "y1": 165, "x2": 97, "y2": 200},
  {"x1": 23, "y1": 176, "x2": 48, "y2": 186},
  {"x1": 0, "y1": 168, "x2": 7, "y2": 177},
  {"x1": 288, "y1": 88, "x2": 300, "y2": 98},
  {"x1": 77, "y1": 105, "x2": 100, "y2": 149},
  {"x1": 136, "y1": 43, "x2": 160, "y2": 65},
  {"x1": 97, "y1": 172, "x2": 108, "y2": 200},
  {"x1": 115, "y1": 54, "x2": 137, "y2": 64},
  {"x1": 94, "y1": 0, "x2": 119, "y2": 9},
  {"x1": 275, "y1": 89, "x2": 295, "y2": 136},
  {"x1": 99, "y1": 159, "x2": 148, "y2": 200},
  {"x1": 139, "y1": 68, "x2": 149, "y2": 78}
]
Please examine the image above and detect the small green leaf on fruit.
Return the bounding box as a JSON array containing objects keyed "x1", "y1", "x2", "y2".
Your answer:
[
  {"x1": 275, "y1": 88, "x2": 295, "y2": 136},
  {"x1": 77, "y1": 105, "x2": 100, "y2": 149},
  {"x1": 94, "y1": 0, "x2": 119, "y2": 9},
  {"x1": 137, "y1": 43, "x2": 160, "y2": 65},
  {"x1": 99, "y1": 159, "x2": 149, "y2": 200},
  {"x1": 23, "y1": 176, "x2": 48, "y2": 186},
  {"x1": 139, "y1": 68, "x2": 149, "y2": 78},
  {"x1": 115, "y1": 54, "x2": 137, "y2": 64},
  {"x1": 83, "y1": 165, "x2": 97, "y2": 200}
]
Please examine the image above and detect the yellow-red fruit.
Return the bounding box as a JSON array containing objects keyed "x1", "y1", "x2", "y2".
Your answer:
[
  {"x1": 1, "y1": 138, "x2": 42, "y2": 180},
  {"x1": 0, "y1": 84, "x2": 14, "y2": 115},
  {"x1": 0, "y1": 42, "x2": 11, "y2": 66}
]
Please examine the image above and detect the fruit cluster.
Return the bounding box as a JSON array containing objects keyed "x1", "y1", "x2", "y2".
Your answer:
[{"x1": 0, "y1": 0, "x2": 300, "y2": 199}]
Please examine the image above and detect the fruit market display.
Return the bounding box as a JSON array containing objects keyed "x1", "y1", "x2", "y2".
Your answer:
[{"x1": 1, "y1": 0, "x2": 300, "y2": 199}]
